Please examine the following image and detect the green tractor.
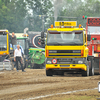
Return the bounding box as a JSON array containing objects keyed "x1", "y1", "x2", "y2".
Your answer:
[
  {"x1": 27, "y1": 32, "x2": 46, "y2": 69},
  {"x1": 16, "y1": 35, "x2": 45, "y2": 69},
  {"x1": 28, "y1": 48, "x2": 45, "y2": 69}
]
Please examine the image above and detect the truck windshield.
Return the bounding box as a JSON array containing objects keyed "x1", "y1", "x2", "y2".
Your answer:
[
  {"x1": 0, "y1": 34, "x2": 7, "y2": 51},
  {"x1": 88, "y1": 26, "x2": 100, "y2": 34},
  {"x1": 47, "y1": 31, "x2": 83, "y2": 45},
  {"x1": 17, "y1": 39, "x2": 25, "y2": 50}
]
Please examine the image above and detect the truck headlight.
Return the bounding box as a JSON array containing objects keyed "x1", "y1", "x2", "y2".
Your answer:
[
  {"x1": 47, "y1": 61, "x2": 52, "y2": 64},
  {"x1": 78, "y1": 61, "x2": 83, "y2": 64}
]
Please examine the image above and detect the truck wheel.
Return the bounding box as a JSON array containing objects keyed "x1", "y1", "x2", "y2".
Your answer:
[
  {"x1": 82, "y1": 61, "x2": 89, "y2": 77},
  {"x1": 89, "y1": 59, "x2": 94, "y2": 76},
  {"x1": 58, "y1": 71, "x2": 64, "y2": 76},
  {"x1": 46, "y1": 69, "x2": 53, "y2": 76},
  {"x1": 89, "y1": 66, "x2": 94, "y2": 76}
]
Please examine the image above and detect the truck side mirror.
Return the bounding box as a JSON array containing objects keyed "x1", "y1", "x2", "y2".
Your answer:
[
  {"x1": 87, "y1": 34, "x2": 91, "y2": 41},
  {"x1": 41, "y1": 31, "x2": 45, "y2": 45},
  {"x1": 41, "y1": 31, "x2": 44, "y2": 38}
]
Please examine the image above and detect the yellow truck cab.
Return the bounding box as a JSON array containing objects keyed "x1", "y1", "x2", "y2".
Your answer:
[
  {"x1": 41, "y1": 21, "x2": 94, "y2": 76},
  {"x1": 0, "y1": 30, "x2": 14, "y2": 71},
  {"x1": 0, "y1": 30, "x2": 9, "y2": 62}
]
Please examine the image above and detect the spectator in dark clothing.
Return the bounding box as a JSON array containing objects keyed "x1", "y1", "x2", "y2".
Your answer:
[
  {"x1": 8, "y1": 32, "x2": 17, "y2": 50},
  {"x1": 11, "y1": 32, "x2": 17, "y2": 50},
  {"x1": 8, "y1": 32, "x2": 12, "y2": 51}
]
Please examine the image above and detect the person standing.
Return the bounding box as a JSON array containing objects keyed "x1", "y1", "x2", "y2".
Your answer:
[
  {"x1": 11, "y1": 32, "x2": 17, "y2": 50},
  {"x1": 8, "y1": 32, "x2": 12, "y2": 51},
  {"x1": 14, "y1": 45, "x2": 25, "y2": 72}
]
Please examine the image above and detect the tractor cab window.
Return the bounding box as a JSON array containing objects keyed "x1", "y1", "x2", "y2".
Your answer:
[
  {"x1": 17, "y1": 39, "x2": 25, "y2": 50},
  {"x1": 0, "y1": 34, "x2": 7, "y2": 51},
  {"x1": 26, "y1": 39, "x2": 29, "y2": 49}
]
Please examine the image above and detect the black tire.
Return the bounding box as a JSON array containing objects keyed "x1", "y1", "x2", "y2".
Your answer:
[
  {"x1": 58, "y1": 71, "x2": 64, "y2": 76},
  {"x1": 32, "y1": 63, "x2": 45, "y2": 69},
  {"x1": 89, "y1": 67, "x2": 94, "y2": 76},
  {"x1": 46, "y1": 70, "x2": 53, "y2": 76},
  {"x1": 89, "y1": 57, "x2": 94, "y2": 76},
  {"x1": 89, "y1": 63, "x2": 94, "y2": 76},
  {"x1": 89, "y1": 58, "x2": 94, "y2": 76},
  {"x1": 82, "y1": 61, "x2": 89, "y2": 77}
]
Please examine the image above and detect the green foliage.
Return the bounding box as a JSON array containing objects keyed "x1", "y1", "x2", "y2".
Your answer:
[
  {"x1": 1, "y1": 0, "x2": 100, "y2": 32},
  {"x1": 26, "y1": 0, "x2": 53, "y2": 31},
  {"x1": 54, "y1": 0, "x2": 100, "y2": 27},
  {"x1": 0, "y1": 0, "x2": 27, "y2": 33}
]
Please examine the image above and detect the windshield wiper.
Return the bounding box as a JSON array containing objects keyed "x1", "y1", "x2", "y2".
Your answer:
[
  {"x1": 67, "y1": 42, "x2": 83, "y2": 45},
  {"x1": 47, "y1": 42, "x2": 83, "y2": 45}
]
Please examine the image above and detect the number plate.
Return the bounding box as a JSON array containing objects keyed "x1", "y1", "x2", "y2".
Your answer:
[{"x1": 60, "y1": 65, "x2": 70, "y2": 67}]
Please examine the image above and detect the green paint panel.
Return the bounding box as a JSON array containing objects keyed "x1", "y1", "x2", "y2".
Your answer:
[
  {"x1": 17, "y1": 37, "x2": 27, "y2": 39},
  {"x1": 29, "y1": 48, "x2": 45, "y2": 64}
]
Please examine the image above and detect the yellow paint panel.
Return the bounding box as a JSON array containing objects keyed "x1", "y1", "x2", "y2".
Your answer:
[
  {"x1": 55, "y1": 21, "x2": 77, "y2": 27},
  {"x1": 0, "y1": 51, "x2": 8, "y2": 55},
  {"x1": 49, "y1": 53, "x2": 81, "y2": 55},
  {"x1": 46, "y1": 64, "x2": 87, "y2": 71},
  {"x1": 97, "y1": 45, "x2": 100, "y2": 51},
  {"x1": 46, "y1": 46, "x2": 84, "y2": 50},
  {"x1": 48, "y1": 28, "x2": 83, "y2": 32},
  {"x1": 6, "y1": 30, "x2": 8, "y2": 32}
]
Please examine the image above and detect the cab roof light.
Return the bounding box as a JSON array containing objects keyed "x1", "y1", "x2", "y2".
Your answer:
[
  {"x1": 79, "y1": 24, "x2": 82, "y2": 28},
  {"x1": 51, "y1": 24, "x2": 53, "y2": 28},
  {"x1": 23, "y1": 34, "x2": 29, "y2": 37}
]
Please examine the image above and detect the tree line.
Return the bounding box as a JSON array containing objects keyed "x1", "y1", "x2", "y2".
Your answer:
[{"x1": 0, "y1": 0, "x2": 100, "y2": 33}]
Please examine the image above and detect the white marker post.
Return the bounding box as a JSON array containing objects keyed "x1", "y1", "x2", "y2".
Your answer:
[
  {"x1": 98, "y1": 82, "x2": 100, "y2": 93},
  {"x1": 97, "y1": 82, "x2": 100, "y2": 99}
]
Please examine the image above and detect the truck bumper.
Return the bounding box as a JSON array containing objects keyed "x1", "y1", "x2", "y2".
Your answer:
[{"x1": 46, "y1": 64, "x2": 87, "y2": 71}]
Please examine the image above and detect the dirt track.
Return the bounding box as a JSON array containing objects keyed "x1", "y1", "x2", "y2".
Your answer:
[{"x1": 0, "y1": 69, "x2": 100, "y2": 100}]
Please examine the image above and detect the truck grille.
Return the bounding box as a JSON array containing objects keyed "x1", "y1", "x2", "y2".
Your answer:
[
  {"x1": 59, "y1": 61, "x2": 71, "y2": 64},
  {"x1": 49, "y1": 50, "x2": 81, "y2": 56},
  {"x1": 58, "y1": 58, "x2": 72, "y2": 64}
]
